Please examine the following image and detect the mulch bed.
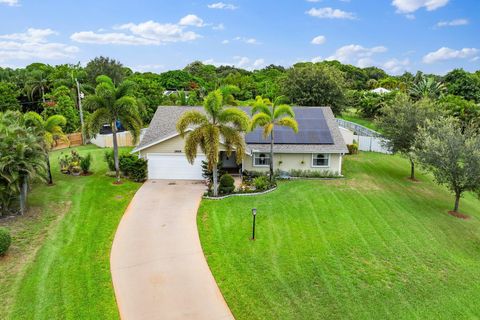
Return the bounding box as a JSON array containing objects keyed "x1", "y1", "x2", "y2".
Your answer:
[{"x1": 448, "y1": 211, "x2": 470, "y2": 220}]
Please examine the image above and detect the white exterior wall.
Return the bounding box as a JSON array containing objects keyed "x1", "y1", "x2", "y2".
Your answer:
[
  {"x1": 243, "y1": 153, "x2": 343, "y2": 175},
  {"x1": 339, "y1": 127, "x2": 355, "y2": 145}
]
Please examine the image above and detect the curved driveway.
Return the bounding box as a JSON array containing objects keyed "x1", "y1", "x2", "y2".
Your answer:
[{"x1": 111, "y1": 180, "x2": 234, "y2": 320}]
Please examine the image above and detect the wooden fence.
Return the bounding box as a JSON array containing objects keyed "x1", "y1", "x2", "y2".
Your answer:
[{"x1": 52, "y1": 132, "x2": 83, "y2": 150}]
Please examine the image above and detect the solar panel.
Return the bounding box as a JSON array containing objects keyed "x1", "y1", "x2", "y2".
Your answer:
[{"x1": 245, "y1": 107, "x2": 334, "y2": 145}]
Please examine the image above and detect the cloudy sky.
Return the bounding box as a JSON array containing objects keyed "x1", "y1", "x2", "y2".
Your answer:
[{"x1": 0, "y1": 0, "x2": 478, "y2": 74}]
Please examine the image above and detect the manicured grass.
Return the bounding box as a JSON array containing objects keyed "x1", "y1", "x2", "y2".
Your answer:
[
  {"x1": 339, "y1": 109, "x2": 379, "y2": 132},
  {"x1": 0, "y1": 145, "x2": 141, "y2": 319},
  {"x1": 198, "y1": 152, "x2": 480, "y2": 320}
]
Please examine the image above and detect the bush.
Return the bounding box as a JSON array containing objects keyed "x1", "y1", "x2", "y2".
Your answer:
[
  {"x1": 347, "y1": 142, "x2": 359, "y2": 155},
  {"x1": 80, "y1": 153, "x2": 92, "y2": 174},
  {"x1": 119, "y1": 154, "x2": 148, "y2": 182},
  {"x1": 0, "y1": 227, "x2": 12, "y2": 256},
  {"x1": 288, "y1": 170, "x2": 340, "y2": 178},
  {"x1": 219, "y1": 174, "x2": 235, "y2": 194},
  {"x1": 104, "y1": 150, "x2": 116, "y2": 171},
  {"x1": 253, "y1": 176, "x2": 270, "y2": 191}
]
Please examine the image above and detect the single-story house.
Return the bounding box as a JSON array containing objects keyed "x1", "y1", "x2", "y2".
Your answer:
[
  {"x1": 132, "y1": 106, "x2": 348, "y2": 180},
  {"x1": 370, "y1": 87, "x2": 391, "y2": 94}
]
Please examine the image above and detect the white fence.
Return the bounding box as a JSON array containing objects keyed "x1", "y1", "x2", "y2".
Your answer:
[
  {"x1": 355, "y1": 135, "x2": 391, "y2": 154},
  {"x1": 91, "y1": 129, "x2": 147, "y2": 148}
]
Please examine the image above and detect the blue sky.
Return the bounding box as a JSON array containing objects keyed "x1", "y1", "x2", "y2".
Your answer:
[{"x1": 0, "y1": 0, "x2": 478, "y2": 75}]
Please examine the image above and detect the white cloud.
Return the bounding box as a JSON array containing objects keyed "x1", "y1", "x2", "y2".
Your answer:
[
  {"x1": 436, "y1": 18, "x2": 468, "y2": 27},
  {"x1": 207, "y1": 2, "x2": 238, "y2": 10},
  {"x1": 423, "y1": 47, "x2": 479, "y2": 63},
  {"x1": 203, "y1": 56, "x2": 265, "y2": 70},
  {"x1": 306, "y1": 0, "x2": 321, "y2": 2},
  {"x1": 234, "y1": 36, "x2": 260, "y2": 45},
  {"x1": 405, "y1": 14, "x2": 416, "y2": 20},
  {"x1": 382, "y1": 58, "x2": 410, "y2": 74},
  {"x1": 213, "y1": 23, "x2": 225, "y2": 31},
  {"x1": 221, "y1": 39, "x2": 230, "y2": 44},
  {"x1": 326, "y1": 44, "x2": 387, "y2": 65},
  {"x1": 311, "y1": 35, "x2": 326, "y2": 45},
  {"x1": 392, "y1": 0, "x2": 449, "y2": 13},
  {"x1": 306, "y1": 7, "x2": 355, "y2": 19},
  {"x1": 0, "y1": 28, "x2": 78, "y2": 62},
  {"x1": 132, "y1": 64, "x2": 165, "y2": 72},
  {"x1": 0, "y1": 0, "x2": 19, "y2": 6},
  {"x1": 311, "y1": 56, "x2": 323, "y2": 63},
  {"x1": 71, "y1": 18, "x2": 202, "y2": 45},
  {"x1": 179, "y1": 14, "x2": 204, "y2": 27}
]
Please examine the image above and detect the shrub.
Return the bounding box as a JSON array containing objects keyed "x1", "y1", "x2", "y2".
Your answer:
[
  {"x1": 0, "y1": 227, "x2": 12, "y2": 256},
  {"x1": 80, "y1": 153, "x2": 92, "y2": 174},
  {"x1": 119, "y1": 154, "x2": 148, "y2": 182},
  {"x1": 104, "y1": 150, "x2": 115, "y2": 171},
  {"x1": 219, "y1": 174, "x2": 235, "y2": 194},
  {"x1": 253, "y1": 175, "x2": 270, "y2": 191},
  {"x1": 347, "y1": 142, "x2": 359, "y2": 155},
  {"x1": 202, "y1": 160, "x2": 226, "y2": 190},
  {"x1": 288, "y1": 170, "x2": 339, "y2": 178}
]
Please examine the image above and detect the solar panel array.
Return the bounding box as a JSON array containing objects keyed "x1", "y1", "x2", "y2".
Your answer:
[{"x1": 245, "y1": 108, "x2": 334, "y2": 145}]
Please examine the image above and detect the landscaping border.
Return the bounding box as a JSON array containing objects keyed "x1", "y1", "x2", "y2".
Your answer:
[{"x1": 203, "y1": 186, "x2": 277, "y2": 200}]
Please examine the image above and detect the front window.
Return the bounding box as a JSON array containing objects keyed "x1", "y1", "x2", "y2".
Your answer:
[
  {"x1": 253, "y1": 153, "x2": 271, "y2": 166},
  {"x1": 312, "y1": 154, "x2": 329, "y2": 167}
]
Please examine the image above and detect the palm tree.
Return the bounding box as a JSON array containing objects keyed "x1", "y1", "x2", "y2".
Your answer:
[
  {"x1": 176, "y1": 89, "x2": 249, "y2": 196},
  {"x1": 250, "y1": 96, "x2": 298, "y2": 181},
  {"x1": 0, "y1": 111, "x2": 47, "y2": 215},
  {"x1": 409, "y1": 76, "x2": 445, "y2": 100},
  {"x1": 84, "y1": 75, "x2": 142, "y2": 183},
  {"x1": 24, "y1": 111, "x2": 68, "y2": 185},
  {"x1": 25, "y1": 70, "x2": 50, "y2": 103}
]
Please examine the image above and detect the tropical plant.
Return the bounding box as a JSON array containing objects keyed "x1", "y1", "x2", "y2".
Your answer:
[
  {"x1": 84, "y1": 75, "x2": 142, "y2": 183},
  {"x1": 0, "y1": 227, "x2": 11, "y2": 255},
  {"x1": 80, "y1": 153, "x2": 92, "y2": 174},
  {"x1": 24, "y1": 111, "x2": 68, "y2": 184},
  {"x1": 250, "y1": 96, "x2": 298, "y2": 181},
  {"x1": 219, "y1": 174, "x2": 235, "y2": 194},
  {"x1": 409, "y1": 76, "x2": 445, "y2": 100},
  {"x1": 176, "y1": 89, "x2": 249, "y2": 196},
  {"x1": 0, "y1": 111, "x2": 47, "y2": 215},
  {"x1": 25, "y1": 69, "x2": 50, "y2": 103}
]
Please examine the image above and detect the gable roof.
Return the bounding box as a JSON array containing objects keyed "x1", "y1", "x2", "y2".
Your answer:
[{"x1": 133, "y1": 106, "x2": 348, "y2": 154}]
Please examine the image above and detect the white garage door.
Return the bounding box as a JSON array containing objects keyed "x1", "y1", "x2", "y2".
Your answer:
[{"x1": 147, "y1": 154, "x2": 206, "y2": 180}]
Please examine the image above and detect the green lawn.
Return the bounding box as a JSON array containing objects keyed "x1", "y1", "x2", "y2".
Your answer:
[
  {"x1": 339, "y1": 109, "x2": 379, "y2": 132},
  {"x1": 198, "y1": 152, "x2": 480, "y2": 320},
  {"x1": 0, "y1": 145, "x2": 141, "y2": 319}
]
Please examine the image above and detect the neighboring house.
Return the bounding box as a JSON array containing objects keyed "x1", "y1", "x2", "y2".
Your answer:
[
  {"x1": 132, "y1": 106, "x2": 348, "y2": 180},
  {"x1": 370, "y1": 87, "x2": 391, "y2": 94}
]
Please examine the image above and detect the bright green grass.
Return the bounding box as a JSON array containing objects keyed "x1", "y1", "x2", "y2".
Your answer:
[
  {"x1": 339, "y1": 109, "x2": 379, "y2": 132},
  {"x1": 0, "y1": 145, "x2": 141, "y2": 320},
  {"x1": 198, "y1": 152, "x2": 480, "y2": 320}
]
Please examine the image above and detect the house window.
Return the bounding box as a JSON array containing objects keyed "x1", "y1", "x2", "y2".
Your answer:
[
  {"x1": 253, "y1": 153, "x2": 270, "y2": 166},
  {"x1": 312, "y1": 153, "x2": 329, "y2": 167}
]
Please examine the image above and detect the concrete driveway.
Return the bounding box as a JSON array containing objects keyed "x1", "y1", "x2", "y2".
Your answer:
[{"x1": 111, "y1": 180, "x2": 234, "y2": 320}]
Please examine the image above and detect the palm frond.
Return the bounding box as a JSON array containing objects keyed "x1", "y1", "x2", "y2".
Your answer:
[
  {"x1": 86, "y1": 108, "x2": 112, "y2": 138},
  {"x1": 219, "y1": 125, "x2": 246, "y2": 163},
  {"x1": 176, "y1": 110, "x2": 208, "y2": 136},
  {"x1": 44, "y1": 115, "x2": 67, "y2": 132},
  {"x1": 203, "y1": 90, "x2": 223, "y2": 118},
  {"x1": 118, "y1": 114, "x2": 142, "y2": 144},
  {"x1": 263, "y1": 123, "x2": 274, "y2": 138},
  {"x1": 276, "y1": 117, "x2": 299, "y2": 133},
  {"x1": 250, "y1": 113, "x2": 271, "y2": 132},
  {"x1": 273, "y1": 104, "x2": 295, "y2": 119},
  {"x1": 184, "y1": 127, "x2": 205, "y2": 165},
  {"x1": 218, "y1": 108, "x2": 250, "y2": 131}
]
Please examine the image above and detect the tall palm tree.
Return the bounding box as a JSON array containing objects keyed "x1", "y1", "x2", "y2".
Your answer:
[
  {"x1": 409, "y1": 76, "x2": 445, "y2": 100},
  {"x1": 176, "y1": 89, "x2": 249, "y2": 196},
  {"x1": 25, "y1": 70, "x2": 50, "y2": 103},
  {"x1": 24, "y1": 111, "x2": 68, "y2": 185},
  {"x1": 84, "y1": 75, "x2": 142, "y2": 183},
  {"x1": 250, "y1": 96, "x2": 298, "y2": 181},
  {"x1": 0, "y1": 111, "x2": 46, "y2": 215}
]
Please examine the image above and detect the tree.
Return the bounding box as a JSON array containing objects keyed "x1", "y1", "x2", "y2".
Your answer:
[
  {"x1": 25, "y1": 69, "x2": 50, "y2": 103},
  {"x1": 176, "y1": 89, "x2": 249, "y2": 196},
  {"x1": 415, "y1": 118, "x2": 480, "y2": 213},
  {"x1": 24, "y1": 111, "x2": 68, "y2": 185},
  {"x1": 376, "y1": 95, "x2": 435, "y2": 180},
  {"x1": 443, "y1": 69, "x2": 480, "y2": 102},
  {"x1": 438, "y1": 94, "x2": 480, "y2": 130},
  {"x1": 42, "y1": 86, "x2": 80, "y2": 133},
  {"x1": 281, "y1": 63, "x2": 345, "y2": 115},
  {"x1": 85, "y1": 57, "x2": 127, "y2": 85},
  {"x1": 85, "y1": 76, "x2": 142, "y2": 183},
  {"x1": 249, "y1": 96, "x2": 298, "y2": 180},
  {"x1": 409, "y1": 76, "x2": 445, "y2": 100},
  {"x1": 0, "y1": 111, "x2": 46, "y2": 215},
  {"x1": 0, "y1": 81, "x2": 21, "y2": 112}
]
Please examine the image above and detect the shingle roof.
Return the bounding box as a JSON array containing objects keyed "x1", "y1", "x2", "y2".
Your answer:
[{"x1": 133, "y1": 106, "x2": 348, "y2": 154}]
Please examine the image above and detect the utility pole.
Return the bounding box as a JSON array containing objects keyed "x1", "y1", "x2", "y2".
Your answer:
[{"x1": 75, "y1": 79, "x2": 86, "y2": 145}]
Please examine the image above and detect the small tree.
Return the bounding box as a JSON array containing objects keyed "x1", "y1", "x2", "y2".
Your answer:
[
  {"x1": 415, "y1": 117, "x2": 480, "y2": 213},
  {"x1": 376, "y1": 95, "x2": 435, "y2": 180},
  {"x1": 176, "y1": 89, "x2": 249, "y2": 196},
  {"x1": 250, "y1": 96, "x2": 298, "y2": 181},
  {"x1": 85, "y1": 75, "x2": 142, "y2": 183}
]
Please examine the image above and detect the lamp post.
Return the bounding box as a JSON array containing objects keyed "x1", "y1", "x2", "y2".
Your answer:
[{"x1": 251, "y1": 208, "x2": 257, "y2": 240}]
